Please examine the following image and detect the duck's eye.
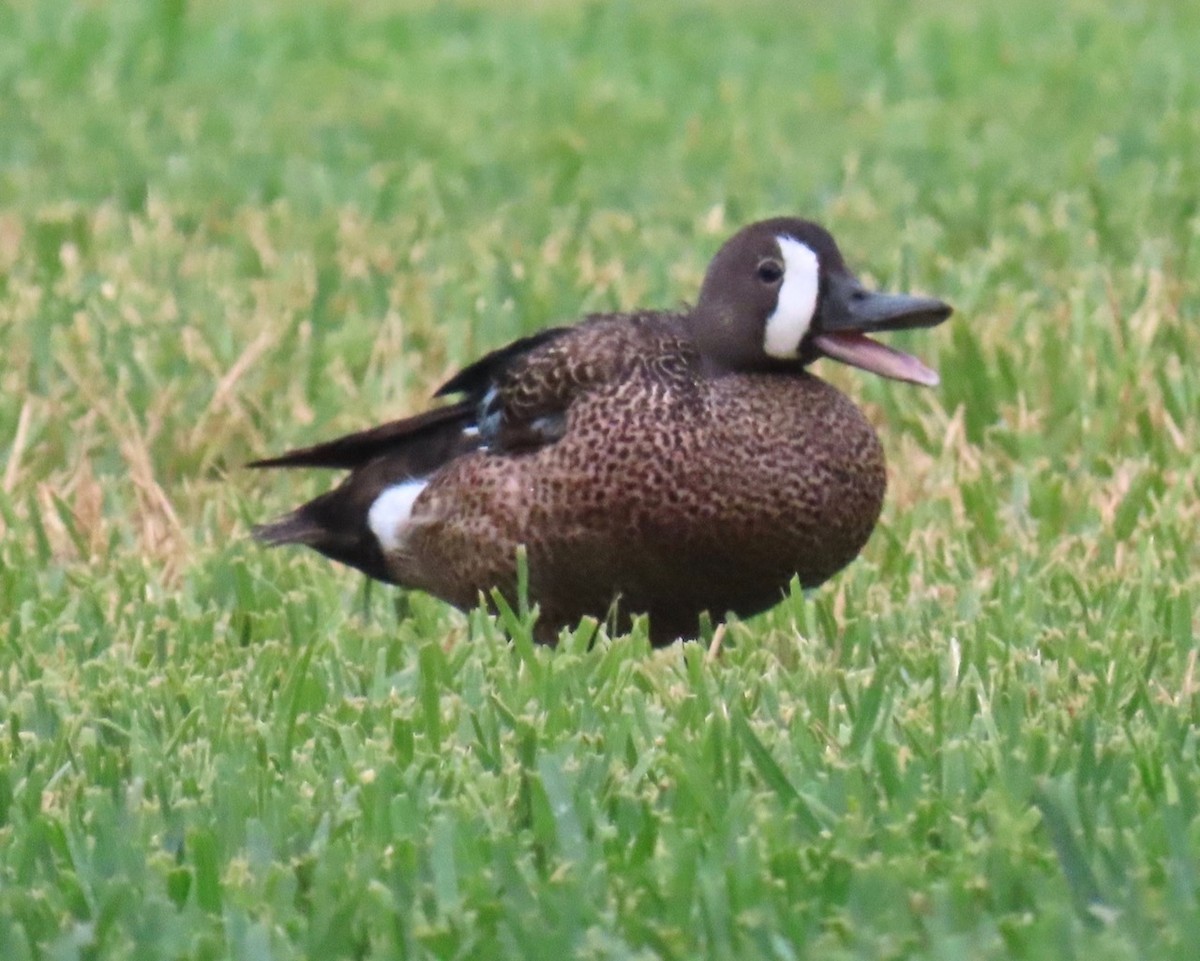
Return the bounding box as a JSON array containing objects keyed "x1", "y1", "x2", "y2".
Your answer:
[{"x1": 757, "y1": 260, "x2": 784, "y2": 284}]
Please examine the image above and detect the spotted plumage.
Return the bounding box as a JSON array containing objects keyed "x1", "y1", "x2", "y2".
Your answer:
[{"x1": 252, "y1": 218, "x2": 952, "y2": 645}]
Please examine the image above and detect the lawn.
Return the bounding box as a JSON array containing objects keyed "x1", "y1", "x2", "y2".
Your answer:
[{"x1": 1, "y1": 0, "x2": 1198, "y2": 958}]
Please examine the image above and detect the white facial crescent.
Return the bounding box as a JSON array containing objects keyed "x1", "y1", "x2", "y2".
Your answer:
[{"x1": 763, "y1": 236, "x2": 820, "y2": 359}]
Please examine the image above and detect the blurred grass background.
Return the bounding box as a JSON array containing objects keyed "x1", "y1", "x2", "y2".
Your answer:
[{"x1": 1, "y1": 0, "x2": 1198, "y2": 958}]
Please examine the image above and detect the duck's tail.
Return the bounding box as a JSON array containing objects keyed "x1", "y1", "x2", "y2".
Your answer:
[{"x1": 249, "y1": 400, "x2": 478, "y2": 582}]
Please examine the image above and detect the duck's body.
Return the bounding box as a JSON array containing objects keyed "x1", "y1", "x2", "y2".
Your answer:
[{"x1": 253, "y1": 219, "x2": 950, "y2": 644}]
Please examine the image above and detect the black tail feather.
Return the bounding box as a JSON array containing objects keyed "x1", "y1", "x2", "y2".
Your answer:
[{"x1": 251, "y1": 513, "x2": 323, "y2": 547}]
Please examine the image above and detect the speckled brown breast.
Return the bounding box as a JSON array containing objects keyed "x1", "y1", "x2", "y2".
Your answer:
[{"x1": 391, "y1": 371, "x2": 885, "y2": 644}]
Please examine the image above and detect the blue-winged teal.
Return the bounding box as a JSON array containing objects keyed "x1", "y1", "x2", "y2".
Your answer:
[{"x1": 252, "y1": 218, "x2": 951, "y2": 644}]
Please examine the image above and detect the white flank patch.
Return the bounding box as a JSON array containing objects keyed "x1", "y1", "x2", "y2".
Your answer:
[
  {"x1": 763, "y1": 236, "x2": 820, "y2": 359},
  {"x1": 367, "y1": 479, "x2": 428, "y2": 553}
]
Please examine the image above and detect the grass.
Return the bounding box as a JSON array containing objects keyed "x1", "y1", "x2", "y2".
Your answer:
[{"x1": 1, "y1": 0, "x2": 1198, "y2": 957}]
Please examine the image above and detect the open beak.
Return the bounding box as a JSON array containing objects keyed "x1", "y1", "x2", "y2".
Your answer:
[{"x1": 811, "y1": 273, "x2": 952, "y2": 386}]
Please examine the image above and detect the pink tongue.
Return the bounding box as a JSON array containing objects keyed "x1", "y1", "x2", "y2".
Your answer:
[{"x1": 812, "y1": 332, "x2": 940, "y2": 387}]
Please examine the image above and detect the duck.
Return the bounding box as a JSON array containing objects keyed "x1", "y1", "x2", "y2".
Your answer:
[{"x1": 251, "y1": 217, "x2": 951, "y2": 645}]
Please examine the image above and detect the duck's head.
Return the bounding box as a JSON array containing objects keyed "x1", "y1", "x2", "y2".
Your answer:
[{"x1": 692, "y1": 217, "x2": 952, "y2": 385}]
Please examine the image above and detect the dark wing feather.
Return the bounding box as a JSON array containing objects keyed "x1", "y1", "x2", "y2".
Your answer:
[
  {"x1": 249, "y1": 328, "x2": 574, "y2": 476},
  {"x1": 248, "y1": 400, "x2": 475, "y2": 472}
]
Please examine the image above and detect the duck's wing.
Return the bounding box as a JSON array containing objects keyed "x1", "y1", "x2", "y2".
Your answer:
[
  {"x1": 250, "y1": 311, "x2": 695, "y2": 473},
  {"x1": 248, "y1": 329, "x2": 574, "y2": 473}
]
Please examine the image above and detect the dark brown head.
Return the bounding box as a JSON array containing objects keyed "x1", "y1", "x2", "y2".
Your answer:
[{"x1": 692, "y1": 217, "x2": 952, "y2": 385}]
